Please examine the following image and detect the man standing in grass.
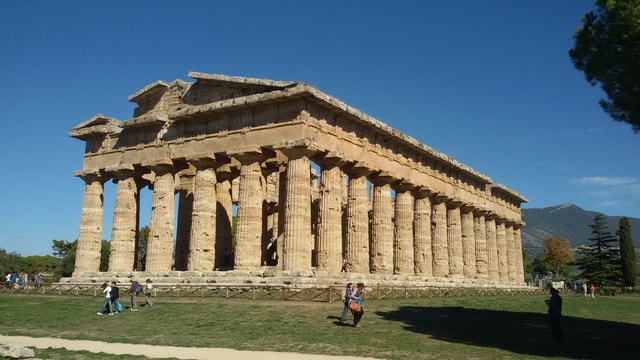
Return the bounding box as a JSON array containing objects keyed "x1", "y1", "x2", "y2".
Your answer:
[
  {"x1": 545, "y1": 288, "x2": 562, "y2": 341},
  {"x1": 97, "y1": 282, "x2": 114, "y2": 315}
]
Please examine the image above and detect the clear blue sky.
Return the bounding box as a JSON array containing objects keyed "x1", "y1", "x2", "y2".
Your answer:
[{"x1": 1, "y1": 1, "x2": 638, "y2": 257}]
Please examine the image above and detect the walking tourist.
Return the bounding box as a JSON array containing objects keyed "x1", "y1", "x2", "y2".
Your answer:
[
  {"x1": 340, "y1": 282, "x2": 353, "y2": 322},
  {"x1": 351, "y1": 282, "x2": 366, "y2": 328},
  {"x1": 97, "y1": 282, "x2": 114, "y2": 315},
  {"x1": 144, "y1": 279, "x2": 154, "y2": 307},
  {"x1": 127, "y1": 280, "x2": 142, "y2": 311},
  {"x1": 110, "y1": 281, "x2": 121, "y2": 313},
  {"x1": 589, "y1": 284, "x2": 596, "y2": 298},
  {"x1": 545, "y1": 288, "x2": 563, "y2": 341}
]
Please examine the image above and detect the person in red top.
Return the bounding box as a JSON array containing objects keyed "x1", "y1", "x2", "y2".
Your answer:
[{"x1": 589, "y1": 284, "x2": 596, "y2": 298}]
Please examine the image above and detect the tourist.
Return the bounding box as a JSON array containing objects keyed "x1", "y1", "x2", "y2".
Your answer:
[
  {"x1": 9, "y1": 271, "x2": 17, "y2": 289},
  {"x1": 340, "y1": 282, "x2": 354, "y2": 322},
  {"x1": 110, "y1": 281, "x2": 121, "y2": 313},
  {"x1": 352, "y1": 282, "x2": 366, "y2": 328},
  {"x1": 127, "y1": 280, "x2": 142, "y2": 311},
  {"x1": 144, "y1": 279, "x2": 154, "y2": 307},
  {"x1": 97, "y1": 282, "x2": 114, "y2": 315},
  {"x1": 582, "y1": 283, "x2": 587, "y2": 297},
  {"x1": 590, "y1": 284, "x2": 596, "y2": 298},
  {"x1": 545, "y1": 287, "x2": 563, "y2": 341}
]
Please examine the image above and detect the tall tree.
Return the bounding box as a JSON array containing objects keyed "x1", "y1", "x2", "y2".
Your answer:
[
  {"x1": 618, "y1": 217, "x2": 638, "y2": 286},
  {"x1": 52, "y1": 239, "x2": 77, "y2": 277},
  {"x1": 543, "y1": 237, "x2": 575, "y2": 277},
  {"x1": 575, "y1": 214, "x2": 621, "y2": 286},
  {"x1": 569, "y1": 0, "x2": 640, "y2": 132}
]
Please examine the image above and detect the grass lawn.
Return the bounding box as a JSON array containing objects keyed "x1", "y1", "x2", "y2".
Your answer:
[{"x1": 1, "y1": 292, "x2": 639, "y2": 359}]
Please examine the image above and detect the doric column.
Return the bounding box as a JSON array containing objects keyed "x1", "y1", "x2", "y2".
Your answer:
[
  {"x1": 394, "y1": 182, "x2": 415, "y2": 275},
  {"x1": 344, "y1": 162, "x2": 371, "y2": 273},
  {"x1": 145, "y1": 161, "x2": 177, "y2": 272},
  {"x1": 413, "y1": 187, "x2": 433, "y2": 276},
  {"x1": 215, "y1": 163, "x2": 236, "y2": 269},
  {"x1": 505, "y1": 222, "x2": 517, "y2": 282},
  {"x1": 485, "y1": 214, "x2": 499, "y2": 281},
  {"x1": 174, "y1": 175, "x2": 194, "y2": 271},
  {"x1": 446, "y1": 200, "x2": 464, "y2": 278},
  {"x1": 513, "y1": 224, "x2": 525, "y2": 283},
  {"x1": 232, "y1": 148, "x2": 267, "y2": 270},
  {"x1": 496, "y1": 219, "x2": 508, "y2": 282},
  {"x1": 369, "y1": 171, "x2": 395, "y2": 274},
  {"x1": 473, "y1": 211, "x2": 488, "y2": 279},
  {"x1": 315, "y1": 153, "x2": 346, "y2": 273},
  {"x1": 73, "y1": 170, "x2": 104, "y2": 275},
  {"x1": 431, "y1": 195, "x2": 449, "y2": 277},
  {"x1": 278, "y1": 146, "x2": 315, "y2": 271},
  {"x1": 461, "y1": 206, "x2": 476, "y2": 279},
  {"x1": 107, "y1": 166, "x2": 139, "y2": 272},
  {"x1": 187, "y1": 155, "x2": 217, "y2": 271}
]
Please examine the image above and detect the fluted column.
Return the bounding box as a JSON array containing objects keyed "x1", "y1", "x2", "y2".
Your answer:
[
  {"x1": 146, "y1": 162, "x2": 177, "y2": 272},
  {"x1": 505, "y1": 222, "x2": 517, "y2": 282},
  {"x1": 345, "y1": 163, "x2": 371, "y2": 273},
  {"x1": 174, "y1": 180, "x2": 193, "y2": 271},
  {"x1": 215, "y1": 163, "x2": 235, "y2": 269},
  {"x1": 73, "y1": 171, "x2": 104, "y2": 275},
  {"x1": 315, "y1": 154, "x2": 345, "y2": 272},
  {"x1": 447, "y1": 201, "x2": 464, "y2": 278},
  {"x1": 496, "y1": 219, "x2": 508, "y2": 282},
  {"x1": 474, "y1": 211, "x2": 488, "y2": 279},
  {"x1": 108, "y1": 166, "x2": 139, "y2": 272},
  {"x1": 513, "y1": 224, "x2": 525, "y2": 283},
  {"x1": 485, "y1": 214, "x2": 499, "y2": 281},
  {"x1": 413, "y1": 188, "x2": 433, "y2": 276},
  {"x1": 432, "y1": 196, "x2": 449, "y2": 277},
  {"x1": 187, "y1": 156, "x2": 217, "y2": 271},
  {"x1": 370, "y1": 172, "x2": 395, "y2": 274},
  {"x1": 394, "y1": 184, "x2": 415, "y2": 275},
  {"x1": 461, "y1": 206, "x2": 476, "y2": 278}
]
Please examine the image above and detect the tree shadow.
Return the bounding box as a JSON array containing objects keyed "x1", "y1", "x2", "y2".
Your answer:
[{"x1": 376, "y1": 306, "x2": 640, "y2": 359}]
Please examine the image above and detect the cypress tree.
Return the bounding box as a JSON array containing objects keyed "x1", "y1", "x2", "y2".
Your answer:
[
  {"x1": 618, "y1": 217, "x2": 637, "y2": 287},
  {"x1": 575, "y1": 214, "x2": 620, "y2": 287}
]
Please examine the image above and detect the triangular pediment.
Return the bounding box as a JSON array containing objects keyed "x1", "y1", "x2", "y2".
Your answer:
[{"x1": 69, "y1": 114, "x2": 122, "y2": 139}]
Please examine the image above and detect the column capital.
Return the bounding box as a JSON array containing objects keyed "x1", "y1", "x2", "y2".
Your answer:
[
  {"x1": 413, "y1": 186, "x2": 435, "y2": 198},
  {"x1": 227, "y1": 145, "x2": 274, "y2": 164},
  {"x1": 185, "y1": 152, "x2": 216, "y2": 168},
  {"x1": 74, "y1": 169, "x2": 104, "y2": 183},
  {"x1": 343, "y1": 161, "x2": 376, "y2": 177},
  {"x1": 370, "y1": 171, "x2": 397, "y2": 185},
  {"x1": 313, "y1": 150, "x2": 347, "y2": 169},
  {"x1": 273, "y1": 139, "x2": 322, "y2": 160}
]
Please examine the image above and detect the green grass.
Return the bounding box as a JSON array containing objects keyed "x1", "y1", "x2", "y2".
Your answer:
[{"x1": 1, "y1": 293, "x2": 639, "y2": 359}]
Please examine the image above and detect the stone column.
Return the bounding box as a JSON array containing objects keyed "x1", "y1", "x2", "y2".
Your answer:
[
  {"x1": 505, "y1": 222, "x2": 517, "y2": 282},
  {"x1": 394, "y1": 183, "x2": 415, "y2": 275},
  {"x1": 461, "y1": 206, "x2": 476, "y2": 279},
  {"x1": 446, "y1": 201, "x2": 464, "y2": 278},
  {"x1": 473, "y1": 211, "x2": 488, "y2": 279},
  {"x1": 233, "y1": 149, "x2": 267, "y2": 270},
  {"x1": 73, "y1": 171, "x2": 104, "y2": 275},
  {"x1": 496, "y1": 219, "x2": 508, "y2": 282},
  {"x1": 107, "y1": 166, "x2": 139, "y2": 272},
  {"x1": 413, "y1": 188, "x2": 433, "y2": 276},
  {"x1": 344, "y1": 163, "x2": 371, "y2": 273},
  {"x1": 145, "y1": 161, "x2": 176, "y2": 272},
  {"x1": 513, "y1": 224, "x2": 525, "y2": 283},
  {"x1": 315, "y1": 153, "x2": 346, "y2": 273},
  {"x1": 485, "y1": 214, "x2": 499, "y2": 281},
  {"x1": 215, "y1": 163, "x2": 235, "y2": 269},
  {"x1": 174, "y1": 179, "x2": 193, "y2": 271},
  {"x1": 187, "y1": 155, "x2": 217, "y2": 271},
  {"x1": 279, "y1": 147, "x2": 314, "y2": 271},
  {"x1": 370, "y1": 172, "x2": 395, "y2": 274},
  {"x1": 431, "y1": 195, "x2": 449, "y2": 277}
]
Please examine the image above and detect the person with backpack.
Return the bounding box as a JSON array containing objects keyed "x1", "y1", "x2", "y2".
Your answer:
[
  {"x1": 127, "y1": 280, "x2": 143, "y2": 311},
  {"x1": 97, "y1": 282, "x2": 114, "y2": 315},
  {"x1": 110, "y1": 281, "x2": 121, "y2": 313}
]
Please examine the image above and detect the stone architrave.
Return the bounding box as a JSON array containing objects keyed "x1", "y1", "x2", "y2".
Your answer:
[
  {"x1": 461, "y1": 207, "x2": 476, "y2": 278},
  {"x1": 315, "y1": 154, "x2": 346, "y2": 273},
  {"x1": 496, "y1": 220, "x2": 508, "y2": 282},
  {"x1": 394, "y1": 185, "x2": 415, "y2": 275},
  {"x1": 431, "y1": 197, "x2": 449, "y2": 277},
  {"x1": 485, "y1": 215, "x2": 499, "y2": 281},
  {"x1": 513, "y1": 225, "x2": 525, "y2": 282},
  {"x1": 73, "y1": 171, "x2": 104, "y2": 275},
  {"x1": 215, "y1": 163, "x2": 235, "y2": 269},
  {"x1": 474, "y1": 211, "x2": 488, "y2": 279},
  {"x1": 145, "y1": 162, "x2": 177, "y2": 272},
  {"x1": 107, "y1": 166, "x2": 138, "y2": 272},
  {"x1": 345, "y1": 163, "x2": 371, "y2": 273},
  {"x1": 505, "y1": 223, "x2": 517, "y2": 282},
  {"x1": 370, "y1": 172, "x2": 395, "y2": 274},
  {"x1": 413, "y1": 188, "x2": 433, "y2": 276},
  {"x1": 446, "y1": 201, "x2": 464, "y2": 278},
  {"x1": 187, "y1": 156, "x2": 217, "y2": 271}
]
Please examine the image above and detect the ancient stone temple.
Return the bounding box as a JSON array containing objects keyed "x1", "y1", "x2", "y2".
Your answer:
[{"x1": 69, "y1": 72, "x2": 527, "y2": 287}]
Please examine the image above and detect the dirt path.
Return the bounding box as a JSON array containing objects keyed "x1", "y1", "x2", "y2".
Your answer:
[{"x1": 0, "y1": 335, "x2": 378, "y2": 360}]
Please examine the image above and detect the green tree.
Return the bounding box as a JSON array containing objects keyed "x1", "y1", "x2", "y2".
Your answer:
[
  {"x1": 618, "y1": 216, "x2": 637, "y2": 286},
  {"x1": 0, "y1": 248, "x2": 22, "y2": 278},
  {"x1": 574, "y1": 214, "x2": 621, "y2": 286},
  {"x1": 52, "y1": 239, "x2": 77, "y2": 277},
  {"x1": 543, "y1": 237, "x2": 575, "y2": 278},
  {"x1": 136, "y1": 226, "x2": 150, "y2": 271},
  {"x1": 569, "y1": 0, "x2": 640, "y2": 132}
]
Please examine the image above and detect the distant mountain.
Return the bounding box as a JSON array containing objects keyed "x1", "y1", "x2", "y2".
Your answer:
[{"x1": 521, "y1": 203, "x2": 640, "y2": 256}]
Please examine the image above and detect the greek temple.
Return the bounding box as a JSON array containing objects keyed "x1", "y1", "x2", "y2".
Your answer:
[{"x1": 68, "y1": 72, "x2": 527, "y2": 287}]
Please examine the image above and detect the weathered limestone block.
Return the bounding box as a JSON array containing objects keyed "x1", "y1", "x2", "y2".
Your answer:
[
  {"x1": 0, "y1": 345, "x2": 35, "y2": 359},
  {"x1": 74, "y1": 172, "x2": 104, "y2": 275},
  {"x1": 413, "y1": 191, "x2": 432, "y2": 276},
  {"x1": 394, "y1": 188, "x2": 414, "y2": 275}
]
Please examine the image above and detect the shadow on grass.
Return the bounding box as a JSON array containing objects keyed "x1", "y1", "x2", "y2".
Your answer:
[{"x1": 376, "y1": 306, "x2": 640, "y2": 360}]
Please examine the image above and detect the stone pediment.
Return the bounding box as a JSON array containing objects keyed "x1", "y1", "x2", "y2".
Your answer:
[{"x1": 69, "y1": 114, "x2": 122, "y2": 140}]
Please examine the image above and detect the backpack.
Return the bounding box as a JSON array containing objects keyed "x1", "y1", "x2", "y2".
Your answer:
[{"x1": 135, "y1": 282, "x2": 144, "y2": 294}]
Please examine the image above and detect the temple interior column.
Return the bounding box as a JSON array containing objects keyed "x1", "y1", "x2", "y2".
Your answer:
[
  {"x1": 370, "y1": 172, "x2": 395, "y2": 274},
  {"x1": 315, "y1": 155, "x2": 345, "y2": 273},
  {"x1": 485, "y1": 215, "x2": 499, "y2": 281},
  {"x1": 345, "y1": 164, "x2": 370, "y2": 273},
  {"x1": 446, "y1": 201, "x2": 464, "y2": 278},
  {"x1": 461, "y1": 206, "x2": 476, "y2": 279},
  {"x1": 505, "y1": 222, "x2": 517, "y2": 282},
  {"x1": 394, "y1": 185, "x2": 415, "y2": 275},
  {"x1": 431, "y1": 196, "x2": 449, "y2": 277},
  {"x1": 188, "y1": 157, "x2": 217, "y2": 271},
  {"x1": 146, "y1": 163, "x2": 177, "y2": 272},
  {"x1": 413, "y1": 189, "x2": 433, "y2": 276},
  {"x1": 473, "y1": 211, "x2": 488, "y2": 279},
  {"x1": 174, "y1": 184, "x2": 193, "y2": 271},
  {"x1": 74, "y1": 172, "x2": 104, "y2": 275},
  {"x1": 215, "y1": 163, "x2": 235, "y2": 269},
  {"x1": 107, "y1": 167, "x2": 138, "y2": 272},
  {"x1": 496, "y1": 219, "x2": 508, "y2": 282}
]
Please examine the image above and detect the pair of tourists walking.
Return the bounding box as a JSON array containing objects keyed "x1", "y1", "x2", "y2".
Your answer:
[{"x1": 340, "y1": 282, "x2": 365, "y2": 328}]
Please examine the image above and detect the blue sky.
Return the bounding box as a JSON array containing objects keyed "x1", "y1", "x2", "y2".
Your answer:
[{"x1": 1, "y1": 1, "x2": 638, "y2": 257}]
